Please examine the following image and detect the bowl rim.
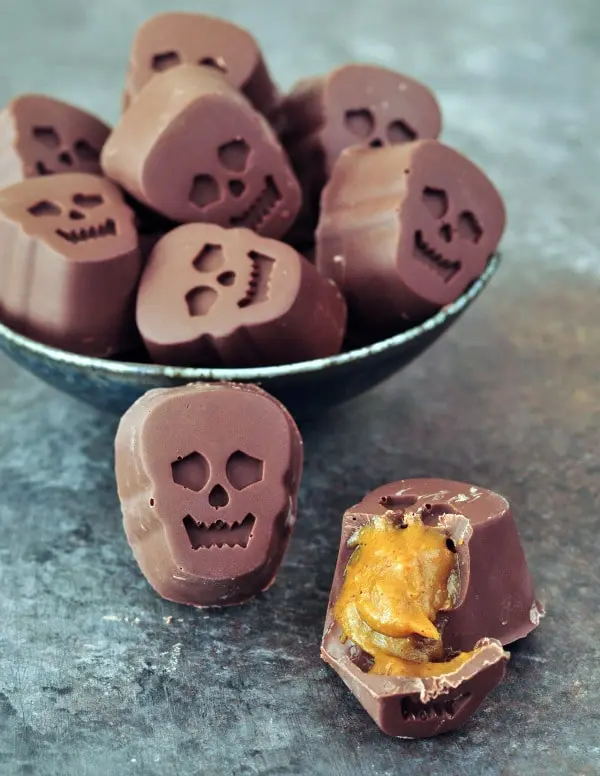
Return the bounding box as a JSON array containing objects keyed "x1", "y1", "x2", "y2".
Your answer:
[{"x1": 0, "y1": 255, "x2": 499, "y2": 380}]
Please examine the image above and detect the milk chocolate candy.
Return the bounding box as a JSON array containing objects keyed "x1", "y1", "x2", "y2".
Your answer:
[
  {"x1": 103, "y1": 66, "x2": 301, "y2": 235},
  {"x1": 321, "y1": 481, "x2": 525, "y2": 737},
  {"x1": 279, "y1": 64, "x2": 441, "y2": 236},
  {"x1": 136, "y1": 223, "x2": 347, "y2": 367},
  {"x1": 0, "y1": 173, "x2": 141, "y2": 357},
  {"x1": 115, "y1": 383, "x2": 303, "y2": 608},
  {"x1": 0, "y1": 94, "x2": 110, "y2": 187},
  {"x1": 348, "y1": 479, "x2": 543, "y2": 650},
  {"x1": 122, "y1": 12, "x2": 279, "y2": 115},
  {"x1": 316, "y1": 140, "x2": 506, "y2": 333}
]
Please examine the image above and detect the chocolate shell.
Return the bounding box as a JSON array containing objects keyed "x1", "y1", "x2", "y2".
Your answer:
[
  {"x1": 321, "y1": 477, "x2": 543, "y2": 737},
  {"x1": 122, "y1": 12, "x2": 279, "y2": 116},
  {"x1": 103, "y1": 65, "x2": 300, "y2": 235},
  {"x1": 115, "y1": 383, "x2": 303, "y2": 608},
  {"x1": 0, "y1": 173, "x2": 141, "y2": 357},
  {"x1": 316, "y1": 140, "x2": 506, "y2": 334},
  {"x1": 0, "y1": 94, "x2": 110, "y2": 187},
  {"x1": 136, "y1": 223, "x2": 347, "y2": 367}
]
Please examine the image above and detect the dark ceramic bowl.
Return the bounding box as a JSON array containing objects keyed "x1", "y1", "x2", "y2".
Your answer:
[{"x1": 0, "y1": 256, "x2": 499, "y2": 417}]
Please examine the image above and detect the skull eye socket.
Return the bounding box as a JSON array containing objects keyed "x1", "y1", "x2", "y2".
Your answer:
[
  {"x1": 457, "y1": 211, "x2": 483, "y2": 243},
  {"x1": 171, "y1": 451, "x2": 210, "y2": 491},
  {"x1": 32, "y1": 126, "x2": 60, "y2": 148},
  {"x1": 344, "y1": 109, "x2": 375, "y2": 139},
  {"x1": 74, "y1": 140, "x2": 100, "y2": 162},
  {"x1": 421, "y1": 187, "x2": 448, "y2": 219},
  {"x1": 189, "y1": 174, "x2": 220, "y2": 209},
  {"x1": 151, "y1": 51, "x2": 181, "y2": 71},
  {"x1": 72, "y1": 193, "x2": 103, "y2": 208},
  {"x1": 226, "y1": 450, "x2": 264, "y2": 490},
  {"x1": 192, "y1": 243, "x2": 225, "y2": 272},
  {"x1": 218, "y1": 139, "x2": 250, "y2": 172},
  {"x1": 186, "y1": 286, "x2": 218, "y2": 317},
  {"x1": 386, "y1": 119, "x2": 417, "y2": 144},
  {"x1": 198, "y1": 56, "x2": 227, "y2": 73},
  {"x1": 28, "y1": 200, "x2": 61, "y2": 217}
]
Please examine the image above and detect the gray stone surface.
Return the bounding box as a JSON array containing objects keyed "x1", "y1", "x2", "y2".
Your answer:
[{"x1": 0, "y1": 0, "x2": 599, "y2": 773}]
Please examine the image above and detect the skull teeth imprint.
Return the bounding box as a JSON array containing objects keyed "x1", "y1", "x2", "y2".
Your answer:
[
  {"x1": 237, "y1": 251, "x2": 275, "y2": 308},
  {"x1": 400, "y1": 692, "x2": 472, "y2": 722},
  {"x1": 183, "y1": 513, "x2": 256, "y2": 549},
  {"x1": 413, "y1": 230, "x2": 461, "y2": 282},
  {"x1": 230, "y1": 176, "x2": 281, "y2": 230},
  {"x1": 56, "y1": 218, "x2": 117, "y2": 244}
]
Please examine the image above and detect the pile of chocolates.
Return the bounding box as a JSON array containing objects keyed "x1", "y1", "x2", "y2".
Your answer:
[
  {"x1": 0, "y1": 11, "x2": 506, "y2": 366},
  {"x1": 3, "y1": 12, "x2": 536, "y2": 740}
]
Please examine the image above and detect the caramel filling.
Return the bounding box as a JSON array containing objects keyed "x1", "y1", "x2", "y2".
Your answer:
[{"x1": 334, "y1": 511, "x2": 474, "y2": 677}]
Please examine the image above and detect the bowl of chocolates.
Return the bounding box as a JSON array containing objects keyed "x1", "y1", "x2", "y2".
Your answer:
[{"x1": 0, "y1": 12, "x2": 505, "y2": 415}]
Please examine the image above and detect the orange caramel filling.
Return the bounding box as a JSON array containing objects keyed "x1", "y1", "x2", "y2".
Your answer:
[{"x1": 334, "y1": 512, "x2": 475, "y2": 677}]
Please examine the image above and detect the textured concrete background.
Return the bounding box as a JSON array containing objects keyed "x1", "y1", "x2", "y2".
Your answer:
[{"x1": 0, "y1": 0, "x2": 599, "y2": 774}]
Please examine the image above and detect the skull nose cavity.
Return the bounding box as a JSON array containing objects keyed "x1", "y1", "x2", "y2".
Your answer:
[
  {"x1": 369, "y1": 138, "x2": 384, "y2": 148},
  {"x1": 58, "y1": 151, "x2": 73, "y2": 166},
  {"x1": 209, "y1": 484, "x2": 229, "y2": 509},
  {"x1": 439, "y1": 224, "x2": 453, "y2": 243},
  {"x1": 69, "y1": 210, "x2": 85, "y2": 220}
]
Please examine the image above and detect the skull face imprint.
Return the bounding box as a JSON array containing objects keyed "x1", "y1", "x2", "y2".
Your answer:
[
  {"x1": 29, "y1": 124, "x2": 100, "y2": 176},
  {"x1": 0, "y1": 173, "x2": 137, "y2": 264},
  {"x1": 187, "y1": 132, "x2": 285, "y2": 234},
  {"x1": 117, "y1": 383, "x2": 303, "y2": 601},
  {"x1": 136, "y1": 223, "x2": 305, "y2": 367},
  {"x1": 172, "y1": 449, "x2": 264, "y2": 549},
  {"x1": 124, "y1": 12, "x2": 265, "y2": 110},
  {"x1": 343, "y1": 107, "x2": 416, "y2": 150},
  {"x1": 184, "y1": 240, "x2": 275, "y2": 320},
  {"x1": 7, "y1": 95, "x2": 110, "y2": 183},
  {"x1": 411, "y1": 185, "x2": 483, "y2": 284},
  {"x1": 320, "y1": 64, "x2": 442, "y2": 174},
  {"x1": 104, "y1": 65, "x2": 300, "y2": 234}
]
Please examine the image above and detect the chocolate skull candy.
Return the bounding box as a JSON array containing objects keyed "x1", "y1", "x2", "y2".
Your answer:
[
  {"x1": 277, "y1": 65, "x2": 441, "y2": 250},
  {"x1": 115, "y1": 382, "x2": 303, "y2": 607},
  {"x1": 122, "y1": 12, "x2": 279, "y2": 116},
  {"x1": 0, "y1": 172, "x2": 141, "y2": 357},
  {"x1": 0, "y1": 94, "x2": 110, "y2": 187},
  {"x1": 320, "y1": 479, "x2": 523, "y2": 738},
  {"x1": 103, "y1": 66, "x2": 301, "y2": 236},
  {"x1": 316, "y1": 139, "x2": 506, "y2": 334},
  {"x1": 136, "y1": 223, "x2": 346, "y2": 367}
]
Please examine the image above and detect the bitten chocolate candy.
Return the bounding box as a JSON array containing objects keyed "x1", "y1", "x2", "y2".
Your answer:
[
  {"x1": 0, "y1": 94, "x2": 110, "y2": 187},
  {"x1": 321, "y1": 479, "x2": 529, "y2": 737},
  {"x1": 316, "y1": 140, "x2": 506, "y2": 333},
  {"x1": 103, "y1": 66, "x2": 301, "y2": 235},
  {"x1": 280, "y1": 64, "x2": 441, "y2": 221},
  {"x1": 115, "y1": 383, "x2": 303, "y2": 608},
  {"x1": 348, "y1": 478, "x2": 543, "y2": 650},
  {"x1": 0, "y1": 173, "x2": 141, "y2": 357},
  {"x1": 122, "y1": 12, "x2": 279, "y2": 115},
  {"x1": 136, "y1": 223, "x2": 346, "y2": 367}
]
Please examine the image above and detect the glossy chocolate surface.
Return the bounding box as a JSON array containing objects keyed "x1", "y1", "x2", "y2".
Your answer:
[
  {"x1": 0, "y1": 94, "x2": 110, "y2": 187},
  {"x1": 0, "y1": 172, "x2": 141, "y2": 356},
  {"x1": 115, "y1": 382, "x2": 303, "y2": 608},
  {"x1": 316, "y1": 140, "x2": 506, "y2": 333},
  {"x1": 136, "y1": 223, "x2": 346, "y2": 367},
  {"x1": 321, "y1": 477, "x2": 542, "y2": 737},
  {"x1": 103, "y1": 66, "x2": 300, "y2": 234},
  {"x1": 122, "y1": 12, "x2": 279, "y2": 115},
  {"x1": 279, "y1": 64, "x2": 441, "y2": 240}
]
